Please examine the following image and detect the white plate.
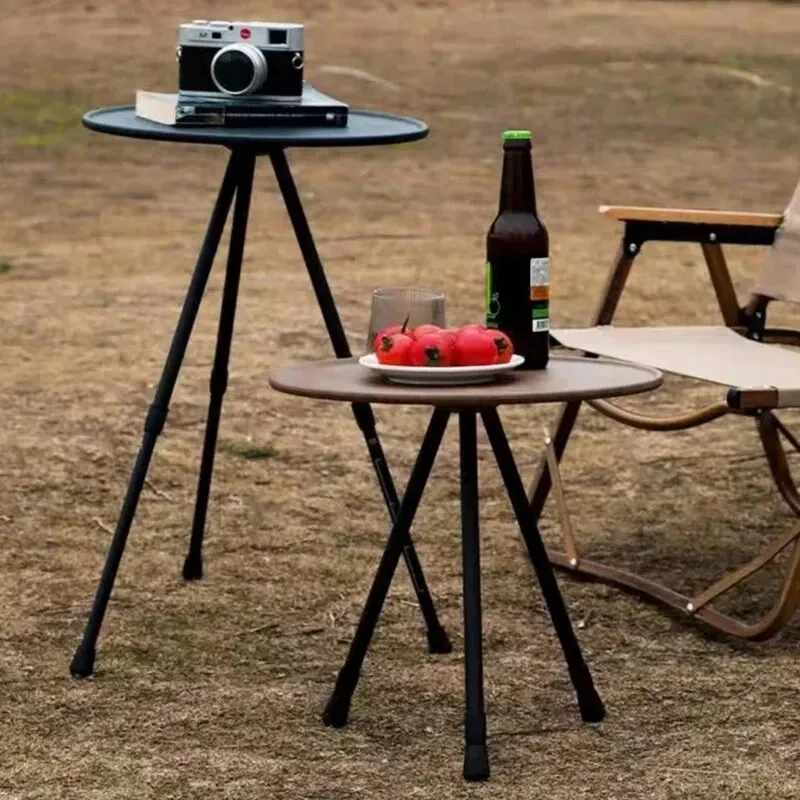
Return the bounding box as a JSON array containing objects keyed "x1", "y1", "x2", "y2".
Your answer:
[{"x1": 359, "y1": 353, "x2": 525, "y2": 386}]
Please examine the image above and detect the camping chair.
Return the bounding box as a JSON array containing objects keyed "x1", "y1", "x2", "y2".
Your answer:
[{"x1": 529, "y1": 180, "x2": 800, "y2": 640}]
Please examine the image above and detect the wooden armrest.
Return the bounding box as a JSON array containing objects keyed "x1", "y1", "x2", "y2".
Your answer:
[
  {"x1": 599, "y1": 205, "x2": 783, "y2": 228},
  {"x1": 727, "y1": 386, "x2": 800, "y2": 410}
]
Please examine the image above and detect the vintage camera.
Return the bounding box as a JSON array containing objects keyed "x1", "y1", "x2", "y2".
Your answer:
[{"x1": 177, "y1": 20, "x2": 304, "y2": 100}]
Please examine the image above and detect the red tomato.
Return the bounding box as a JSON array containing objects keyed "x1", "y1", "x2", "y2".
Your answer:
[
  {"x1": 486, "y1": 331, "x2": 514, "y2": 363},
  {"x1": 409, "y1": 332, "x2": 455, "y2": 367},
  {"x1": 411, "y1": 323, "x2": 443, "y2": 341},
  {"x1": 372, "y1": 324, "x2": 404, "y2": 353},
  {"x1": 440, "y1": 328, "x2": 459, "y2": 348},
  {"x1": 459, "y1": 323, "x2": 488, "y2": 333},
  {"x1": 375, "y1": 332, "x2": 414, "y2": 365},
  {"x1": 454, "y1": 328, "x2": 496, "y2": 366}
]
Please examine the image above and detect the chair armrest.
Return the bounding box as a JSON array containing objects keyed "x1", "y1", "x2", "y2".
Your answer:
[
  {"x1": 599, "y1": 205, "x2": 783, "y2": 229},
  {"x1": 727, "y1": 386, "x2": 800, "y2": 410}
]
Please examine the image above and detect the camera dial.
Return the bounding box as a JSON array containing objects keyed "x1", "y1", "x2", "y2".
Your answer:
[{"x1": 210, "y1": 43, "x2": 268, "y2": 96}]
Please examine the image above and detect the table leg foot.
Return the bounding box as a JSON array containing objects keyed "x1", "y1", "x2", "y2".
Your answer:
[
  {"x1": 182, "y1": 553, "x2": 203, "y2": 582},
  {"x1": 322, "y1": 673, "x2": 357, "y2": 728},
  {"x1": 463, "y1": 744, "x2": 490, "y2": 782},
  {"x1": 69, "y1": 642, "x2": 96, "y2": 679},
  {"x1": 577, "y1": 684, "x2": 606, "y2": 724},
  {"x1": 426, "y1": 624, "x2": 453, "y2": 655}
]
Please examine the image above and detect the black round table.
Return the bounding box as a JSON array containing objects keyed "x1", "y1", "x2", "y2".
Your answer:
[
  {"x1": 70, "y1": 106, "x2": 451, "y2": 680},
  {"x1": 82, "y1": 105, "x2": 428, "y2": 149}
]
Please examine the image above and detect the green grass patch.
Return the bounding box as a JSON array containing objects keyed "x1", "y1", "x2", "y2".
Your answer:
[
  {"x1": 0, "y1": 261, "x2": 11, "y2": 275},
  {"x1": 0, "y1": 90, "x2": 84, "y2": 150},
  {"x1": 220, "y1": 441, "x2": 279, "y2": 460}
]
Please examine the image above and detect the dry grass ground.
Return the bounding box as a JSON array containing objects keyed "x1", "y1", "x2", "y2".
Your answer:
[{"x1": 1, "y1": 1, "x2": 800, "y2": 797}]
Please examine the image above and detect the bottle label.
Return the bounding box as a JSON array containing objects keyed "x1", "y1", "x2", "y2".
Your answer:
[
  {"x1": 530, "y1": 256, "x2": 550, "y2": 332},
  {"x1": 485, "y1": 255, "x2": 549, "y2": 335}
]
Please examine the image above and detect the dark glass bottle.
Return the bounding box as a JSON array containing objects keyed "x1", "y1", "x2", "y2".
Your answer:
[{"x1": 485, "y1": 130, "x2": 549, "y2": 369}]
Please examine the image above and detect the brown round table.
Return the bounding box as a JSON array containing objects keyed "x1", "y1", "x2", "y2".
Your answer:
[{"x1": 269, "y1": 354, "x2": 662, "y2": 782}]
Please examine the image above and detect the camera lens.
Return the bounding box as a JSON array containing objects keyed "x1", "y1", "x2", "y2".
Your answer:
[{"x1": 210, "y1": 43, "x2": 267, "y2": 96}]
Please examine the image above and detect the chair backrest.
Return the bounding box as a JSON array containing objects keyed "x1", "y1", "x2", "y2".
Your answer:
[{"x1": 753, "y1": 179, "x2": 800, "y2": 304}]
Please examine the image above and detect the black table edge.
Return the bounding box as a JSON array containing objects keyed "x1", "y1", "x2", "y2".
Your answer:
[{"x1": 81, "y1": 105, "x2": 430, "y2": 149}]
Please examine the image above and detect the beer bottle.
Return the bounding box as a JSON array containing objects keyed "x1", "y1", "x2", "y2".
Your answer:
[{"x1": 485, "y1": 130, "x2": 549, "y2": 369}]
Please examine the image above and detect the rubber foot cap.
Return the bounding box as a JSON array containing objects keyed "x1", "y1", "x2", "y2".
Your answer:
[{"x1": 463, "y1": 744, "x2": 490, "y2": 782}]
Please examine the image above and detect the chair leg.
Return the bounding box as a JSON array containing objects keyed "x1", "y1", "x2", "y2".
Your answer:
[
  {"x1": 184, "y1": 150, "x2": 256, "y2": 581},
  {"x1": 701, "y1": 242, "x2": 742, "y2": 327},
  {"x1": 771, "y1": 413, "x2": 800, "y2": 456},
  {"x1": 528, "y1": 400, "x2": 583, "y2": 523},
  {"x1": 481, "y1": 409, "x2": 605, "y2": 723},
  {"x1": 538, "y1": 409, "x2": 800, "y2": 641},
  {"x1": 546, "y1": 548, "x2": 800, "y2": 641},
  {"x1": 743, "y1": 538, "x2": 800, "y2": 640}
]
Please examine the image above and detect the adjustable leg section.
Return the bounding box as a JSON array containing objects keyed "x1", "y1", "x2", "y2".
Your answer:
[
  {"x1": 323, "y1": 410, "x2": 450, "y2": 728},
  {"x1": 458, "y1": 411, "x2": 490, "y2": 782},
  {"x1": 481, "y1": 408, "x2": 605, "y2": 724},
  {"x1": 270, "y1": 147, "x2": 451, "y2": 654},
  {"x1": 183, "y1": 149, "x2": 257, "y2": 580},
  {"x1": 70, "y1": 152, "x2": 240, "y2": 678}
]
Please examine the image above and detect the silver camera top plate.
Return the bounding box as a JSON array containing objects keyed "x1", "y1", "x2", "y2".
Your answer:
[{"x1": 179, "y1": 20, "x2": 304, "y2": 51}]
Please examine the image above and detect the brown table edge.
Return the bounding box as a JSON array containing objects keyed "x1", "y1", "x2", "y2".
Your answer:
[{"x1": 268, "y1": 357, "x2": 664, "y2": 407}]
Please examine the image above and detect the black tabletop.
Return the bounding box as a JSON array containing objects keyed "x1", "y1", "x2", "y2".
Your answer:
[{"x1": 82, "y1": 105, "x2": 429, "y2": 149}]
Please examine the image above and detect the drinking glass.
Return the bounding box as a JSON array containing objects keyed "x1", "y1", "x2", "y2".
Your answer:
[{"x1": 365, "y1": 287, "x2": 446, "y2": 352}]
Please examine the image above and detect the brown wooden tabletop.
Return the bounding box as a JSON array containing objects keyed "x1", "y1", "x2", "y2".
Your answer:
[{"x1": 269, "y1": 354, "x2": 663, "y2": 406}]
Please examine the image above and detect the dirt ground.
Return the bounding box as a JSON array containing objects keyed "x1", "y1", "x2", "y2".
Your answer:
[{"x1": 1, "y1": 1, "x2": 799, "y2": 797}]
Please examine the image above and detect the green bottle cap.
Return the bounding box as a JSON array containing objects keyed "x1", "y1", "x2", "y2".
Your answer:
[{"x1": 503, "y1": 130, "x2": 532, "y2": 141}]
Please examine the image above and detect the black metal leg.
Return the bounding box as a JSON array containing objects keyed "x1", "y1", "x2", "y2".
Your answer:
[
  {"x1": 69, "y1": 152, "x2": 240, "y2": 678},
  {"x1": 269, "y1": 148, "x2": 451, "y2": 654},
  {"x1": 183, "y1": 149, "x2": 257, "y2": 580},
  {"x1": 458, "y1": 411, "x2": 490, "y2": 782},
  {"x1": 323, "y1": 409, "x2": 450, "y2": 728},
  {"x1": 480, "y1": 408, "x2": 605, "y2": 723}
]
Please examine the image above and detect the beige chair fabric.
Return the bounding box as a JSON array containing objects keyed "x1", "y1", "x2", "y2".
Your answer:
[
  {"x1": 553, "y1": 325, "x2": 800, "y2": 405},
  {"x1": 754, "y1": 180, "x2": 800, "y2": 303}
]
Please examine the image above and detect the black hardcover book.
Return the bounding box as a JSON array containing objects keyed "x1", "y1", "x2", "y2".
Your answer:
[{"x1": 135, "y1": 83, "x2": 349, "y2": 127}]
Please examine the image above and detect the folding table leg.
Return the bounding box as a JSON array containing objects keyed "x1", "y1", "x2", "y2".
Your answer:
[
  {"x1": 69, "y1": 152, "x2": 241, "y2": 678},
  {"x1": 458, "y1": 411, "x2": 490, "y2": 782},
  {"x1": 269, "y1": 148, "x2": 451, "y2": 654},
  {"x1": 323, "y1": 409, "x2": 450, "y2": 728},
  {"x1": 183, "y1": 149, "x2": 256, "y2": 580},
  {"x1": 480, "y1": 408, "x2": 605, "y2": 723}
]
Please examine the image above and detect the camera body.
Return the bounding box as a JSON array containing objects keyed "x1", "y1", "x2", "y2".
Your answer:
[{"x1": 177, "y1": 20, "x2": 304, "y2": 101}]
